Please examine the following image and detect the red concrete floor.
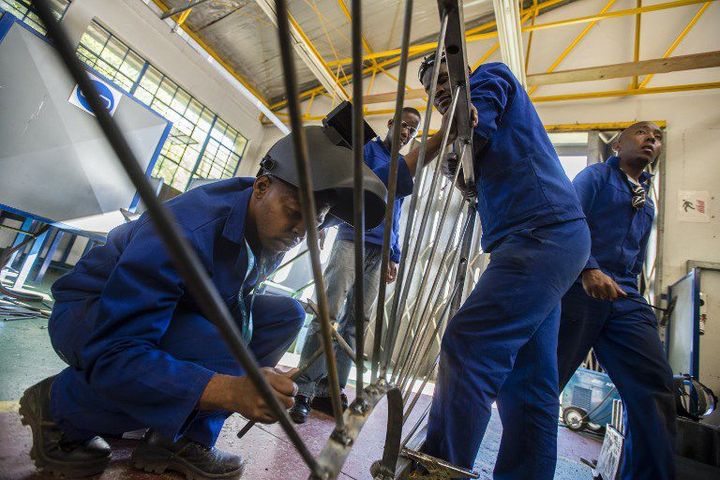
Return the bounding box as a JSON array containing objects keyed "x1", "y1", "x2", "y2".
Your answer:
[{"x1": 0, "y1": 387, "x2": 600, "y2": 480}]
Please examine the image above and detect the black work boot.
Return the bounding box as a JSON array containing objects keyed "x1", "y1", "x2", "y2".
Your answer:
[
  {"x1": 132, "y1": 429, "x2": 245, "y2": 480},
  {"x1": 311, "y1": 391, "x2": 348, "y2": 415},
  {"x1": 19, "y1": 376, "x2": 112, "y2": 477},
  {"x1": 289, "y1": 394, "x2": 311, "y2": 424}
]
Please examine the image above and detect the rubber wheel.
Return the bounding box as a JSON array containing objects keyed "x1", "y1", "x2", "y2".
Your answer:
[{"x1": 562, "y1": 407, "x2": 588, "y2": 432}]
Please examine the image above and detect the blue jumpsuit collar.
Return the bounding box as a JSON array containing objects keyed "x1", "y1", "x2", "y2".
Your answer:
[
  {"x1": 605, "y1": 155, "x2": 654, "y2": 184},
  {"x1": 221, "y1": 184, "x2": 254, "y2": 245}
]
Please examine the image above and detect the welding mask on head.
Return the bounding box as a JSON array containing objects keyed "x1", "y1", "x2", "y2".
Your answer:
[{"x1": 258, "y1": 125, "x2": 387, "y2": 228}]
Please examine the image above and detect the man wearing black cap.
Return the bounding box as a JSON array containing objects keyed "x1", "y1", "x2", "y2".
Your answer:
[{"x1": 18, "y1": 126, "x2": 387, "y2": 480}]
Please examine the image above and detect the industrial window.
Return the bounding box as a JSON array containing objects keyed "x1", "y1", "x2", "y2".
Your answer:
[
  {"x1": 76, "y1": 22, "x2": 145, "y2": 93},
  {"x1": 0, "y1": 0, "x2": 70, "y2": 35},
  {"x1": 74, "y1": 22, "x2": 248, "y2": 192},
  {"x1": 194, "y1": 118, "x2": 248, "y2": 181}
]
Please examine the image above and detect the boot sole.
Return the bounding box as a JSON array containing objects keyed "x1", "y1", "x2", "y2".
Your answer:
[
  {"x1": 19, "y1": 386, "x2": 110, "y2": 477},
  {"x1": 131, "y1": 445, "x2": 244, "y2": 480}
]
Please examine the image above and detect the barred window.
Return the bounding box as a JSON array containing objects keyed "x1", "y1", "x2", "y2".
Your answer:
[
  {"x1": 76, "y1": 22, "x2": 145, "y2": 93},
  {"x1": 0, "y1": 0, "x2": 70, "y2": 35},
  {"x1": 73, "y1": 21, "x2": 248, "y2": 192}
]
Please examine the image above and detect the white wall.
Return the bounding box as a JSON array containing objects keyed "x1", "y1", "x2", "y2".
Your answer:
[
  {"x1": 61, "y1": 0, "x2": 268, "y2": 166},
  {"x1": 266, "y1": 0, "x2": 720, "y2": 390}
]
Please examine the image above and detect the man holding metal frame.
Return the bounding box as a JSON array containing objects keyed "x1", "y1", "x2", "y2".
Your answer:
[
  {"x1": 290, "y1": 107, "x2": 427, "y2": 423},
  {"x1": 557, "y1": 121, "x2": 676, "y2": 480},
  {"x1": 18, "y1": 126, "x2": 386, "y2": 480},
  {"x1": 416, "y1": 53, "x2": 591, "y2": 479}
]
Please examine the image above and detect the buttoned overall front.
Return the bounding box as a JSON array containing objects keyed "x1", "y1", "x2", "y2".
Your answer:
[
  {"x1": 423, "y1": 62, "x2": 590, "y2": 480},
  {"x1": 47, "y1": 178, "x2": 305, "y2": 447},
  {"x1": 558, "y1": 157, "x2": 676, "y2": 480}
]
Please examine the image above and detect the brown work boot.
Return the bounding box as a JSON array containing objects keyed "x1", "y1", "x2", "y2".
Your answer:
[{"x1": 19, "y1": 376, "x2": 112, "y2": 477}]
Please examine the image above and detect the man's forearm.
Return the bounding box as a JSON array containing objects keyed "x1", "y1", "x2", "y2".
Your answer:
[{"x1": 198, "y1": 373, "x2": 236, "y2": 411}]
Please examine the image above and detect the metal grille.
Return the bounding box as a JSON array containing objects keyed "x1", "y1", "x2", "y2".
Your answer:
[{"x1": 33, "y1": 1, "x2": 481, "y2": 478}]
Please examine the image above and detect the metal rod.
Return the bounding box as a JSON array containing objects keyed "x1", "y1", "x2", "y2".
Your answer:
[
  {"x1": 383, "y1": 87, "x2": 460, "y2": 376},
  {"x1": 159, "y1": 0, "x2": 211, "y2": 19},
  {"x1": 402, "y1": 358, "x2": 438, "y2": 424},
  {"x1": 393, "y1": 208, "x2": 468, "y2": 388},
  {"x1": 274, "y1": 0, "x2": 345, "y2": 433},
  {"x1": 389, "y1": 202, "x2": 461, "y2": 386},
  {"x1": 351, "y1": 0, "x2": 366, "y2": 402},
  {"x1": 450, "y1": 204, "x2": 477, "y2": 314},
  {"x1": 390, "y1": 144, "x2": 467, "y2": 384},
  {"x1": 267, "y1": 249, "x2": 309, "y2": 280},
  {"x1": 371, "y1": 0, "x2": 415, "y2": 385},
  {"x1": 236, "y1": 344, "x2": 326, "y2": 439},
  {"x1": 401, "y1": 402, "x2": 432, "y2": 448},
  {"x1": 398, "y1": 279, "x2": 462, "y2": 397},
  {"x1": 378, "y1": 13, "x2": 449, "y2": 380},
  {"x1": 32, "y1": 1, "x2": 319, "y2": 472}
]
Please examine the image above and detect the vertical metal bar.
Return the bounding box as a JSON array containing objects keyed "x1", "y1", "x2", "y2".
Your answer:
[
  {"x1": 351, "y1": 0, "x2": 366, "y2": 402},
  {"x1": 392, "y1": 208, "x2": 469, "y2": 387},
  {"x1": 383, "y1": 88, "x2": 460, "y2": 376},
  {"x1": 397, "y1": 278, "x2": 462, "y2": 396},
  {"x1": 638, "y1": 1, "x2": 711, "y2": 89},
  {"x1": 32, "y1": 1, "x2": 320, "y2": 473},
  {"x1": 371, "y1": 0, "x2": 414, "y2": 384},
  {"x1": 402, "y1": 402, "x2": 432, "y2": 447},
  {"x1": 450, "y1": 203, "x2": 476, "y2": 314},
  {"x1": 402, "y1": 360, "x2": 437, "y2": 423},
  {"x1": 273, "y1": 0, "x2": 345, "y2": 433},
  {"x1": 389, "y1": 143, "x2": 467, "y2": 383},
  {"x1": 378, "y1": 13, "x2": 448, "y2": 380}
]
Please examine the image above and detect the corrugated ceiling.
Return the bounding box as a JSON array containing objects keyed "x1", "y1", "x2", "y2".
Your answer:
[{"x1": 161, "y1": 1, "x2": 573, "y2": 105}]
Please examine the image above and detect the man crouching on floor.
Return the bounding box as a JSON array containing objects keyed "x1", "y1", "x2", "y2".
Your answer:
[{"x1": 19, "y1": 126, "x2": 386, "y2": 480}]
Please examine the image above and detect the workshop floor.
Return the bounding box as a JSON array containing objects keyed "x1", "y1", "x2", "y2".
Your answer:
[{"x1": 0, "y1": 272, "x2": 601, "y2": 480}]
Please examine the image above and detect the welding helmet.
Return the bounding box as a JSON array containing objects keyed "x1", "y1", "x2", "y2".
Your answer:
[{"x1": 259, "y1": 126, "x2": 387, "y2": 228}]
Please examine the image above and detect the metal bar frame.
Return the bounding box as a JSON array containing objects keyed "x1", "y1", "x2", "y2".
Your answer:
[
  {"x1": 32, "y1": 0, "x2": 321, "y2": 474},
  {"x1": 36, "y1": 0, "x2": 485, "y2": 477}
]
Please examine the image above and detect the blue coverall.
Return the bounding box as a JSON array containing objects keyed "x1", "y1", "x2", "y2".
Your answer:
[
  {"x1": 47, "y1": 178, "x2": 305, "y2": 447},
  {"x1": 558, "y1": 156, "x2": 676, "y2": 480},
  {"x1": 423, "y1": 63, "x2": 590, "y2": 479}
]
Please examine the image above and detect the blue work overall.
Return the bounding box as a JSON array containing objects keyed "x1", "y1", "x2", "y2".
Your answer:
[
  {"x1": 423, "y1": 62, "x2": 590, "y2": 480},
  {"x1": 47, "y1": 178, "x2": 305, "y2": 447},
  {"x1": 558, "y1": 157, "x2": 676, "y2": 480}
]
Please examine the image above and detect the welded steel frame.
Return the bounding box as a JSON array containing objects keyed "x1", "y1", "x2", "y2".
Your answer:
[{"x1": 33, "y1": 0, "x2": 480, "y2": 477}]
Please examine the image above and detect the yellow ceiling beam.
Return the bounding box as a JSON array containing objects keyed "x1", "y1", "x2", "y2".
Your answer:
[
  {"x1": 545, "y1": 120, "x2": 667, "y2": 132},
  {"x1": 264, "y1": 81, "x2": 718, "y2": 125},
  {"x1": 528, "y1": 0, "x2": 618, "y2": 96},
  {"x1": 532, "y1": 81, "x2": 720, "y2": 102},
  {"x1": 526, "y1": 0, "x2": 715, "y2": 32},
  {"x1": 325, "y1": 0, "x2": 714, "y2": 68},
  {"x1": 363, "y1": 50, "x2": 720, "y2": 104},
  {"x1": 639, "y1": 1, "x2": 713, "y2": 88}
]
